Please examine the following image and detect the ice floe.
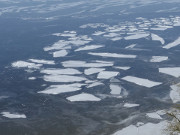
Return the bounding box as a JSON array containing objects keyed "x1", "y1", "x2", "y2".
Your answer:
[
  {"x1": 43, "y1": 75, "x2": 87, "y2": 82},
  {"x1": 38, "y1": 83, "x2": 85, "y2": 95},
  {"x1": 110, "y1": 84, "x2": 122, "y2": 95},
  {"x1": 150, "y1": 56, "x2": 168, "y2": 62},
  {"x1": 146, "y1": 112, "x2": 162, "y2": 119},
  {"x1": 41, "y1": 68, "x2": 82, "y2": 75},
  {"x1": 84, "y1": 68, "x2": 105, "y2": 75},
  {"x1": 66, "y1": 93, "x2": 101, "y2": 102},
  {"x1": 62, "y1": 60, "x2": 113, "y2": 68},
  {"x1": 114, "y1": 66, "x2": 131, "y2": 70},
  {"x1": 97, "y1": 71, "x2": 119, "y2": 79},
  {"x1": 75, "y1": 45, "x2": 104, "y2": 51},
  {"x1": 112, "y1": 121, "x2": 167, "y2": 135},
  {"x1": 124, "y1": 33, "x2": 149, "y2": 40},
  {"x1": 125, "y1": 44, "x2": 136, "y2": 49},
  {"x1": 1, "y1": 112, "x2": 26, "y2": 119},
  {"x1": 12, "y1": 61, "x2": 42, "y2": 69},
  {"x1": 86, "y1": 82, "x2": 104, "y2": 88},
  {"x1": 29, "y1": 59, "x2": 55, "y2": 65},
  {"x1": 123, "y1": 103, "x2": 139, "y2": 108},
  {"x1": 88, "y1": 52, "x2": 136, "y2": 58},
  {"x1": 163, "y1": 37, "x2": 180, "y2": 49},
  {"x1": 169, "y1": 83, "x2": 180, "y2": 103},
  {"x1": 151, "y1": 33, "x2": 165, "y2": 44},
  {"x1": 53, "y1": 50, "x2": 68, "y2": 57},
  {"x1": 28, "y1": 77, "x2": 36, "y2": 80},
  {"x1": 122, "y1": 76, "x2": 162, "y2": 88},
  {"x1": 159, "y1": 67, "x2": 180, "y2": 77}
]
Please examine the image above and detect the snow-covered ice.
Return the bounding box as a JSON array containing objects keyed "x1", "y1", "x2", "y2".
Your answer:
[
  {"x1": 84, "y1": 68, "x2": 105, "y2": 75},
  {"x1": 150, "y1": 56, "x2": 168, "y2": 62},
  {"x1": 110, "y1": 84, "x2": 122, "y2": 95},
  {"x1": 151, "y1": 33, "x2": 165, "y2": 44},
  {"x1": 124, "y1": 33, "x2": 149, "y2": 40},
  {"x1": 12, "y1": 61, "x2": 42, "y2": 69},
  {"x1": 169, "y1": 83, "x2": 180, "y2": 103},
  {"x1": 97, "y1": 71, "x2": 119, "y2": 79},
  {"x1": 38, "y1": 83, "x2": 85, "y2": 95},
  {"x1": 88, "y1": 52, "x2": 137, "y2": 58},
  {"x1": 66, "y1": 93, "x2": 101, "y2": 102},
  {"x1": 114, "y1": 66, "x2": 131, "y2": 70},
  {"x1": 124, "y1": 103, "x2": 139, "y2": 108},
  {"x1": 122, "y1": 76, "x2": 162, "y2": 88},
  {"x1": 159, "y1": 67, "x2": 180, "y2": 77},
  {"x1": 29, "y1": 59, "x2": 55, "y2": 65},
  {"x1": 41, "y1": 68, "x2": 82, "y2": 75},
  {"x1": 1, "y1": 112, "x2": 26, "y2": 119},
  {"x1": 146, "y1": 112, "x2": 162, "y2": 119},
  {"x1": 163, "y1": 37, "x2": 180, "y2": 49},
  {"x1": 75, "y1": 45, "x2": 104, "y2": 51},
  {"x1": 53, "y1": 50, "x2": 68, "y2": 57}
]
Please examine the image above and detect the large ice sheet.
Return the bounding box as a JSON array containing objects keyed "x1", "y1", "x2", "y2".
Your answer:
[
  {"x1": 163, "y1": 37, "x2": 180, "y2": 49},
  {"x1": 88, "y1": 52, "x2": 136, "y2": 58},
  {"x1": 43, "y1": 75, "x2": 87, "y2": 82},
  {"x1": 159, "y1": 67, "x2": 180, "y2": 77},
  {"x1": 66, "y1": 93, "x2": 101, "y2": 102},
  {"x1": 112, "y1": 121, "x2": 167, "y2": 135},
  {"x1": 41, "y1": 68, "x2": 82, "y2": 75},
  {"x1": 1, "y1": 112, "x2": 26, "y2": 119},
  {"x1": 122, "y1": 76, "x2": 162, "y2": 88},
  {"x1": 38, "y1": 83, "x2": 85, "y2": 95},
  {"x1": 97, "y1": 71, "x2": 119, "y2": 79}
]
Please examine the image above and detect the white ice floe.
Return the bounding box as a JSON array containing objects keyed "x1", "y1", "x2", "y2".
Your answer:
[
  {"x1": 52, "y1": 31, "x2": 77, "y2": 37},
  {"x1": 159, "y1": 67, "x2": 180, "y2": 77},
  {"x1": 151, "y1": 33, "x2": 165, "y2": 44},
  {"x1": 12, "y1": 61, "x2": 42, "y2": 69},
  {"x1": 86, "y1": 82, "x2": 104, "y2": 88},
  {"x1": 29, "y1": 59, "x2": 55, "y2": 65},
  {"x1": 28, "y1": 77, "x2": 36, "y2": 80},
  {"x1": 88, "y1": 52, "x2": 136, "y2": 58},
  {"x1": 41, "y1": 68, "x2": 82, "y2": 75},
  {"x1": 67, "y1": 93, "x2": 101, "y2": 102},
  {"x1": 123, "y1": 103, "x2": 139, "y2": 108},
  {"x1": 38, "y1": 83, "x2": 85, "y2": 95},
  {"x1": 110, "y1": 84, "x2": 122, "y2": 95},
  {"x1": 112, "y1": 121, "x2": 168, "y2": 135},
  {"x1": 122, "y1": 76, "x2": 162, "y2": 88},
  {"x1": 97, "y1": 71, "x2": 119, "y2": 79},
  {"x1": 62, "y1": 60, "x2": 113, "y2": 68},
  {"x1": 84, "y1": 68, "x2": 105, "y2": 75},
  {"x1": 124, "y1": 33, "x2": 149, "y2": 40},
  {"x1": 114, "y1": 66, "x2": 131, "y2": 70},
  {"x1": 53, "y1": 50, "x2": 68, "y2": 57},
  {"x1": 163, "y1": 37, "x2": 180, "y2": 49},
  {"x1": 150, "y1": 56, "x2": 168, "y2": 62},
  {"x1": 92, "y1": 31, "x2": 106, "y2": 36},
  {"x1": 125, "y1": 44, "x2": 136, "y2": 49},
  {"x1": 1, "y1": 112, "x2": 26, "y2": 119},
  {"x1": 170, "y1": 83, "x2": 180, "y2": 103},
  {"x1": 146, "y1": 112, "x2": 162, "y2": 119},
  {"x1": 75, "y1": 45, "x2": 104, "y2": 51},
  {"x1": 43, "y1": 75, "x2": 87, "y2": 83}
]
